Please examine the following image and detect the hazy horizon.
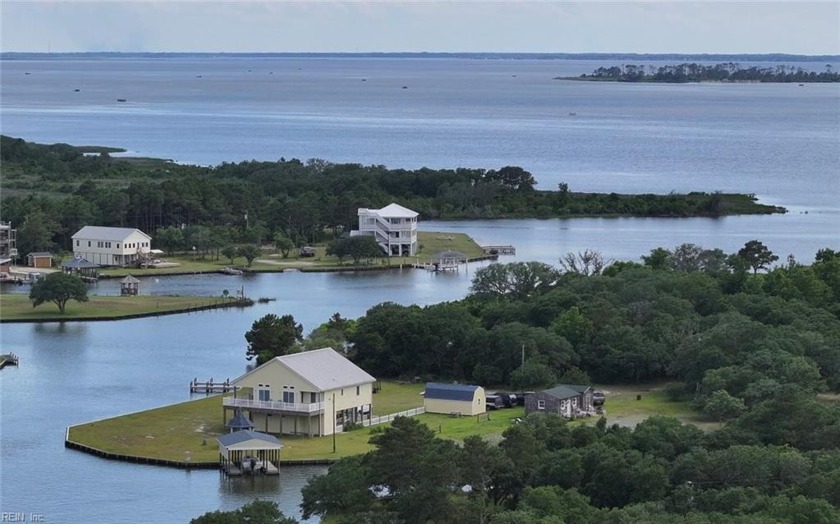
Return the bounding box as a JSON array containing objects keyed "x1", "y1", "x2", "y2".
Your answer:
[{"x1": 2, "y1": 2, "x2": 838, "y2": 55}]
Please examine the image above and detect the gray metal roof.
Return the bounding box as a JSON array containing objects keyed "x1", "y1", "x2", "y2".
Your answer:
[
  {"x1": 72, "y1": 226, "x2": 151, "y2": 241},
  {"x1": 424, "y1": 382, "x2": 480, "y2": 402},
  {"x1": 120, "y1": 275, "x2": 140, "y2": 283},
  {"x1": 27, "y1": 252, "x2": 52, "y2": 257},
  {"x1": 226, "y1": 409, "x2": 254, "y2": 430},
  {"x1": 62, "y1": 257, "x2": 100, "y2": 269},
  {"x1": 217, "y1": 430, "x2": 281, "y2": 448},
  {"x1": 279, "y1": 348, "x2": 376, "y2": 391},
  {"x1": 542, "y1": 384, "x2": 591, "y2": 400}
]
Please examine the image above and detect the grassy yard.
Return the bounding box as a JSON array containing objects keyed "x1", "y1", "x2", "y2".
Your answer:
[
  {"x1": 371, "y1": 381, "x2": 425, "y2": 415},
  {"x1": 68, "y1": 395, "x2": 228, "y2": 463},
  {"x1": 415, "y1": 231, "x2": 487, "y2": 261},
  {"x1": 99, "y1": 231, "x2": 485, "y2": 277},
  {"x1": 66, "y1": 381, "x2": 711, "y2": 466},
  {"x1": 0, "y1": 294, "x2": 245, "y2": 321},
  {"x1": 598, "y1": 383, "x2": 721, "y2": 431}
]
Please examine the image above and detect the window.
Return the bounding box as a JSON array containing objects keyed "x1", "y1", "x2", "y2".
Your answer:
[
  {"x1": 310, "y1": 392, "x2": 318, "y2": 403},
  {"x1": 88, "y1": 241, "x2": 91, "y2": 247},
  {"x1": 117, "y1": 244, "x2": 120, "y2": 249},
  {"x1": 537, "y1": 400, "x2": 546, "y2": 410},
  {"x1": 341, "y1": 388, "x2": 344, "y2": 396},
  {"x1": 283, "y1": 391, "x2": 295, "y2": 403},
  {"x1": 258, "y1": 385, "x2": 270, "y2": 401},
  {"x1": 356, "y1": 386, "x2": 360, "y2": 396},
  {"x1": 76, "y1": 240, "x2": 79, "y2": 247}
]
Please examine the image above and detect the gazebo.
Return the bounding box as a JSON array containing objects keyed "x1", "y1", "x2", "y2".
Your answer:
[
  {"x1": 225, "y1": 409, "x2": 254, "y2": 433},
  {"x1": 62, "y1": 256, "x2": 100, "y2": 282},
  {"x1": 120, "y1": 275, "x2": 140, "y2": 295},
  {"x1": 217, "y1": 430, "x2": 283, "y2": 476},
  {"x1": 431, "y1": 250, "x2": 466, "y2": 272}
]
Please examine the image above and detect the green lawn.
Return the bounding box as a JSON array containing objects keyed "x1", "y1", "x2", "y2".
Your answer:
[
  {"x1": 371, "y1": 381, "x2": 425, "y2": 415},
  {"x1": 99, "y1": 231, "x2": 485, "y2": 277},
  {"x1": 66, "y1": 381, "x2": 710, "y2": 466},
  {"x1": 0, "y1": 294, "x2": 245, "y2": 321},
  {"x1": 597, "y1": 383, "x2": 721, "y2": 431},
  {"x1": 415, "y1": 231, "x2": 487, "y2": 261}
]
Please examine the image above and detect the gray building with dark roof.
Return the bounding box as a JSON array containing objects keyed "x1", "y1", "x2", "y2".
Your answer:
[{"x1": 525, "y1": 384, "x2": 594, "y2": 418}]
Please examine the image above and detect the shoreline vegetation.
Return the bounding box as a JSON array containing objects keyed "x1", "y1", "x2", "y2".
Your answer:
[
  {"x1": 1, "y1": 137, "x2": 785, "y2": 267},
  {"x1": 65, "y1": 382, "x2": 707, "y2": 467},
  {"x1": 0, "y1": 294, "x2": 253, "y2": 322},
  {"x1": 3, "y1": 52, "x2": 839, "y2": 61},
  {"x1": 561, "y1": 62, "x2": 840, "y2": 83}
]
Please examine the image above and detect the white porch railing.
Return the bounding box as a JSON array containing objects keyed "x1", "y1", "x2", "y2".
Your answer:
[
  {"x1": 223, "y1": 397, "x2": 324, "y2": 414},
  {"x1": 362, "y1": 406, "x2": 425, "y2": 427}
]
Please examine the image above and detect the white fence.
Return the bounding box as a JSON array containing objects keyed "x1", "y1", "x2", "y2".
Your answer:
[{"x1": 363, "y1": 406, "x2": 425, "y2": 427}]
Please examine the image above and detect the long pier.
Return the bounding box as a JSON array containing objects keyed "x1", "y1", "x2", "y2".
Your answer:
[
  {"x1": 0, "y1": 353, "x2": 19, "y2": 369},
  {"x1": 190, "y1": 378, "x2": 234, "y2": 394},
  {"x1": 482, "y1": 245, "x2": 516, "y2": 255}
]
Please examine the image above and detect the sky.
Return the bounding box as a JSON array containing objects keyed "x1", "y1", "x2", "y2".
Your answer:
[{"x1": 1, "y1": 1, "x2": 839, "y2": 55}]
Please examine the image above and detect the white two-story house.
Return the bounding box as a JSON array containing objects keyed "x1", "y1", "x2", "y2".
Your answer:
[
  {"x1": 71, "y1": 226, "x2": 152, "y2": 267},
  {"x1": 353, "y1": 203, "x2": 418, "y2": 256},
  {"x1": 224, "y1": 348, "x2": 376, "y2": 437}
]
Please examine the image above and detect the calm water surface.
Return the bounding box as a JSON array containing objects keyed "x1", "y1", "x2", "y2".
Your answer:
[{"x1": 1, "y1": 56, "x2": 839, "y2": 522}]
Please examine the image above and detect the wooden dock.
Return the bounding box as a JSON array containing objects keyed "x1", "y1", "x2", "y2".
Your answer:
[
  {"x1": 0, "y1": 353, "x2": 19, "y2": 370},
  {"x1": 222, "y1": 459, "x2": 279, "y2": 477},
  {"x1": 190, "y1": 377, "x2": 234, "y2": 394},
  {"x1": 482, "y1": 245, "x2": 516, "y2": 255},
  {"x1": 414, "y1": 262, "x2": 460, "y2": 273}
]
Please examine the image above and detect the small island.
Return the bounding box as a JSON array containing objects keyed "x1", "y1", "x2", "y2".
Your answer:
[{"x1": 561, "y1": 62, "x2": 840, "y2": 83}]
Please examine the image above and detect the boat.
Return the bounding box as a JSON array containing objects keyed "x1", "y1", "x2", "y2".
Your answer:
[
  {"x1": 218, "y1": 267, "x2": 243, "y2": 275},
  {"x1": 116, "y1": 98, "x2": 127, "y2": 102}
]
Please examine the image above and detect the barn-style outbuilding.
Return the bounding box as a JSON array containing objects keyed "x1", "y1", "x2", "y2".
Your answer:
[{"x1": 423, "y1": 383, "x2": 486, "y2": 416}]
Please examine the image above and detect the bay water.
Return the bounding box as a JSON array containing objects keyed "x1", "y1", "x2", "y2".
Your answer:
[{"x1": 1, "y1": 55, "x2": 838, "y2": 522}]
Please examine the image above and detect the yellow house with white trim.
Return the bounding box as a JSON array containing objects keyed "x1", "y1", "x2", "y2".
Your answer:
[{"x1": 223, "y1": 348, "x2": 375, "y2": 437}]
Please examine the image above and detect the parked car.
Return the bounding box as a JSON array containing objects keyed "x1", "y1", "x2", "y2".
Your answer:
[
  {"x1": 485, "y1": 395, "x2": 504, "y2": 410},
  {"x1": 299, "y1": 246, "x2": 316, "y2": 257},
  {"x1": 592, "y1": 390, "x2": 606, "y2": 406},
  {"x1": 493, "y1": 392, "x2": 517, "y2": 408}
]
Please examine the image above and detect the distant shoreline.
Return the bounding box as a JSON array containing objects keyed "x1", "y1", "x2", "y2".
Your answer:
[{"x1": 2, "y1": 51, "x2": 839, "y2": 62}]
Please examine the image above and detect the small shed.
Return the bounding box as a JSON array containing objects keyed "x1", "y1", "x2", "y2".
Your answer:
[
  {"x1": 26, "y1": 252, "x2": 53, "y2": 268},
  {"x1": 217, "y1": 430, "x2": 283, "y2": 476},
  {"x1": 120, "y1": 275, "x2": 140, "y2": 295},
  {"x1": 62, "y1": 256, "x2": 100, "y2": 282},
  {"x1": 423, "y1": 382, "x2": 486, "y2": 416}
]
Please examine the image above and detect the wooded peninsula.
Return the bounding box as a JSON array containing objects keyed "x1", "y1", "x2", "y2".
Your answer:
[
  {"x1": 565, "y1": 63, "x2": 840, "y2": 83},
  {"x1": 1, "y1": 136, "x2": 783, "y2": 256}
]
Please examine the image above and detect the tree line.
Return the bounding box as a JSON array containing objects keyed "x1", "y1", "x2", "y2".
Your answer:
[
  {"x1": 297, "y1": 414, "x2": 840, "y2": 523},
  {"x1": 576, "y1": 62, "x2": 840, "y2": 83},
  {"x1": 284, "y1": 244, "x2": 840, "y2": 523},
  {"x1": 1, "y1": 136, "x2": 783, "y2": 257},
  {"x1": 246, "y1": 242, "x2": 840, "y2": 441}
]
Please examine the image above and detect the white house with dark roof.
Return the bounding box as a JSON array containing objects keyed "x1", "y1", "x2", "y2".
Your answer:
[
  {"x1": 71, "y1": 226, "x2": 152, "y2": 267},
  {"x1": 224, "y1": 347, "x2": 376, "y2": 437},
  {"x1": 423, "y1": 383, "x2": 486, "y2": 416},
  {"x1": 353, "y1": 203, "x2": 418, "y2": 256}
]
